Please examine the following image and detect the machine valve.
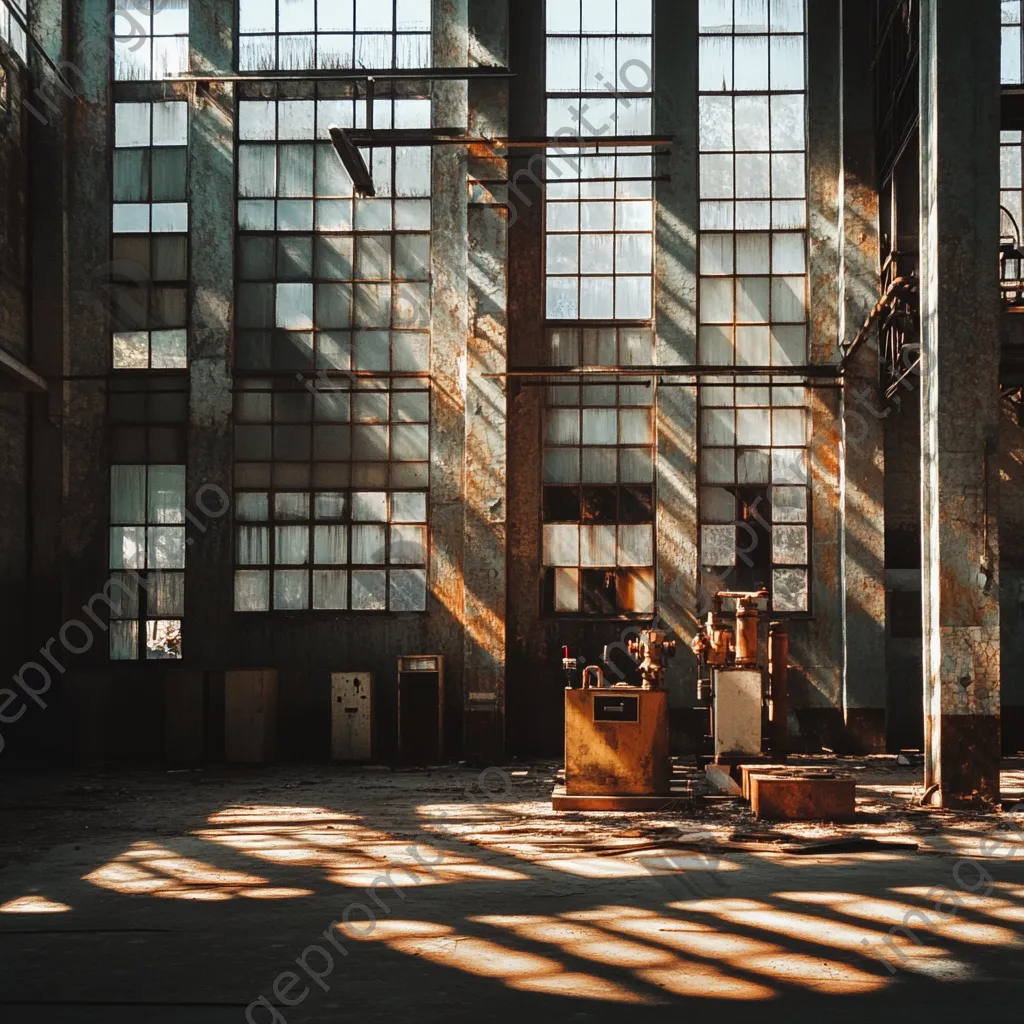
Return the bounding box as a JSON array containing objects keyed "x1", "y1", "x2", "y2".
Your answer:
[{"x1": 627, "y1": 630, "x2": 676, "y2": 690}]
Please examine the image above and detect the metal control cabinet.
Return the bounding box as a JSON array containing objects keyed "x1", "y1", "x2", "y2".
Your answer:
[
  {"x1": 564, "y1": 687, "x2": 670, "y2": 796},
  {"x1": 331, "y1": 673, "x2": 374, "y2": 761}
]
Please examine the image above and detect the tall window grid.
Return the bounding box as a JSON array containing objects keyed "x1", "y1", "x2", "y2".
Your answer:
[
  {"x1": 234, "y1": 90, "x2": 431, "y2": 613},
  {"x1": 107, "y1": 381, "x2": 188, "y2": 661},
  {"x1": 542, "y1": 328, "x2": 656, "y2": 616},
  {"x1": 0, "y1": 0, "x2": 27, "y2": 62},
  {"x1": 1004, "y1": 1, "x2": 1023, "y2": 85},
  {"x1": 114, "y1": 0, "x2": 189, "y2": 81},
  {"x1": 112, "y1": 100, "x2": 189, "y2": 370},
  {"x1": 697, "y1": 0, "x2": 811, "y2": 614},
  {"x1": 238, "y1": 0, "x2": 431, "y2": 72},
  {"x1": 109, "y1": 465, "x2": 186, "y2": 660},
  {"x1": 544, "y1": 0, "x2": 655, "y2": 321}
]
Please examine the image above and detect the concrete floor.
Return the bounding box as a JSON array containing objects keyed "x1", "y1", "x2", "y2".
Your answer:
[{"x1": 0, "y1": 759, "x2": 1023, "y2": 1023}]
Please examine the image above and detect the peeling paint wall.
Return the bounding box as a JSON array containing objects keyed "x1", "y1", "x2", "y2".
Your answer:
[
  {"x1": 0, "y1": 37, "x2": 30, "y2": 684},
  {"x1": 4, "y1": 0, "x2": 1012, "y2": 768}
]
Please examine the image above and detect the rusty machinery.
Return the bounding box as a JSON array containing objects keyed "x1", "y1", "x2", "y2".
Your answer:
[
  {"x1": 560, "y1": 631, "x2": 676, "y2": 799},
  {"x1": 691, "y1": 590, "x2": 789, "y2": 763}
]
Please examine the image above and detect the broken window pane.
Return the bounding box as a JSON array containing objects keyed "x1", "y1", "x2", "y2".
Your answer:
[
  {"x1": 351, "y1": 570, "x2": 387, "y2": 610},
  {"x1": 773, "y1": 567, "x2": 808, "y2": 612}
]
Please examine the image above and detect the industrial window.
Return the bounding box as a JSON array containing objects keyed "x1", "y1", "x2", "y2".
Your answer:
[
  {"x1": 0, "y1": 0, "x2": 27, "y2": 62},
  {"x1": 109, "y1": 465, "x2": 186, "y2": 660},
  {"x1": 232, "y1": 379, "x2": 430, "y2": 612},
  {"x1": 1002, "y1": 131, "x2": 1023, "y2": 252},
  {"x1": 237, "y1": 0, "x2": 431, "y2": 72},
  {"x1": 234, "y1": 88, "x2": 431, "y2": 613},
  {"x1": 235, "y1": 96, "x2": 430, "y2": 370},
  {"x1": 112, "y1": 101, "x2": 189, "y2": 369},
  {"x1": 107, "y1": 379, "x2": 188, "y2": 660},
  {"x1": 542, "y1": 327, "x2": 656, "y2": 616},
  {"x1": 1004, "y1": 1, "x2": 1023, "y2": 85},
  {"x1": 697, "y1": 0, "x2": 810, "y2": 614},
  {"x1": 113, "y1": 0, "x2": 189, "y2": 81},
  {"x1": 544, "y1": 0, "x2": 655, "y2": 320},
  {"x1": 233, "y1": 474, "x2": 429, "y2": 614},
  {"x1": 109, "y1": 377, "x2": 189, "y2": 465}
]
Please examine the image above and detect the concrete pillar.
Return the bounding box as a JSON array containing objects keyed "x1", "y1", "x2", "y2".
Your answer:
[
  {"x1": 24, "y1": 0, "x2": 71, "y2": 760},
  {"x1": 919, "y1": 0, "x2": 1002, "y2": 807},
  {"x1": 792, "y1": 0, "x2": 845, "y2": 744},
  {"x1": 841, "y1": 1, "x2": 887, "y2": 752},
  {"x1": 504, "y1": 0, "x2": 549, "y2": 755},
  {"x1": 654, "y1": 0, "x2": 700, "y2": 725},
  {"x1": 427, "y1": 0, "x2": 470, "y2": 755},
  {"x1": 186, "y1": 0, "x2": 235, "y2": 661},
  {"x1": 462, "y1": 0, "x2": 509, "y2": 759}
]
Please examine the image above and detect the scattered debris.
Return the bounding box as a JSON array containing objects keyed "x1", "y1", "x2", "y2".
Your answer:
[{"x1": 705, "y1": 765, "x2": 742, "y2": 797}]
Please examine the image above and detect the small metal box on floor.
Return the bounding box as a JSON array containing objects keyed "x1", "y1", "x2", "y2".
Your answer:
[
  {"x1": 398, "y1": 656, "x2": 444, "y2": 764},
  {"x1": 331, "y1": 673, "x2": 373, "y2": 761},
  {"x1": 564, "y1": 687, "x2": 670, "y2": 796}
]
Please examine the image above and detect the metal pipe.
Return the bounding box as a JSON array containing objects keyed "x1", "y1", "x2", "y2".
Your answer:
[
  {"x1": 173, "y1": 67, "x2": 515, "y2": 83},
  {"x1": 735, "y1": 602, "x2": 759, "y2": 666},
  {"x1": 768, "y1": 623, "x2": 790, "y2": 761},
  {"x1": 484, "y1": 364, "x2": 844, "y2": 379}
]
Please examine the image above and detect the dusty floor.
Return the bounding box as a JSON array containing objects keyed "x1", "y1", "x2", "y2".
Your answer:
[{"x1": 0, "y1": 758, "x2": 1022, "y2": 1022}]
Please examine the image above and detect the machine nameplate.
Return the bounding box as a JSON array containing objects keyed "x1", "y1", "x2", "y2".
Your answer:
[{"x1": 593, "y1": 695, "x2": 640, "y2": 723}]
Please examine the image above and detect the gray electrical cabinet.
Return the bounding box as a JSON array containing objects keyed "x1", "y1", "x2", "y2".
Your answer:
[
  {"x1": 331, "y1": 673, "x2": 374, "y2": 761},
  {"x1": 713, "y1": 668, "x2": 763, "y2": 758}
]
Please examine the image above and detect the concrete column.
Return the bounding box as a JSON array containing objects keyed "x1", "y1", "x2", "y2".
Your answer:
[
  {"x1": 23, "y1": 0, "x2": 70, "y2": 759},
  {"x1": 462, "y1": 1, "x2": 509, "y2": 760},
  {"x1": 427, "y1": 0, "x2": 470, "y2": 755},
  {"x1": 654, "y1": 0, "x2": 700, "y2": 725},
  {"x1": 919, "y1": 0, "x2": 1002, "y2": 807},
  {"x1": 186, "y1": 0, "x2": 235, "y2": 662},
  {"x1": 841, "y1": 1, "x2": 887, "y2": 751},
  {"x1": 504, "y1": 0, "x2": 549, "y2": 755},
  {"x1": 792, "y1": 0, "x2": 845, "y2": 744}
]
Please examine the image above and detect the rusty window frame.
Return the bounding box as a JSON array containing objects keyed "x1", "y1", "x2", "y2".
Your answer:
[
  {"x1": 231, "y1": 83, "x2": 432, "y2": 615},
  {"x1": 540, "y1": 325, "x2": 657, "y2": 619},
  {"x1": 1004, "y1": 1, "x2": 1023, "y2": 86},
  {"x1": 106, "y1": 376, "x2": 190, "y2": 661},
  {"x1": 233, "y1": 88, "x2": 432, "y2": 375},
  {"x1": 231, "y1": 378, "x2": 430, "y2": 614},
  {"x1": 696, "y1": 0, "x2": 812, "y2": 616},
  {"x1": 543, "y1": 0, "x2": 656, "y2": 322},
  {"x1": 113, "y1": 0, "x2": 190, "y2": 82},
  {"x1": 110, "y1": 100, "x2": 191, "y2": 370},
  {"x1": 0, "y1": 0, "x2": 27, "y2": 63},
  {"x1": 1002, "y1": 130, "x2": 1023, "y2": 252},
  {"x1": 236, "y1": 0, "x2": 432, "y2": 73}
]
